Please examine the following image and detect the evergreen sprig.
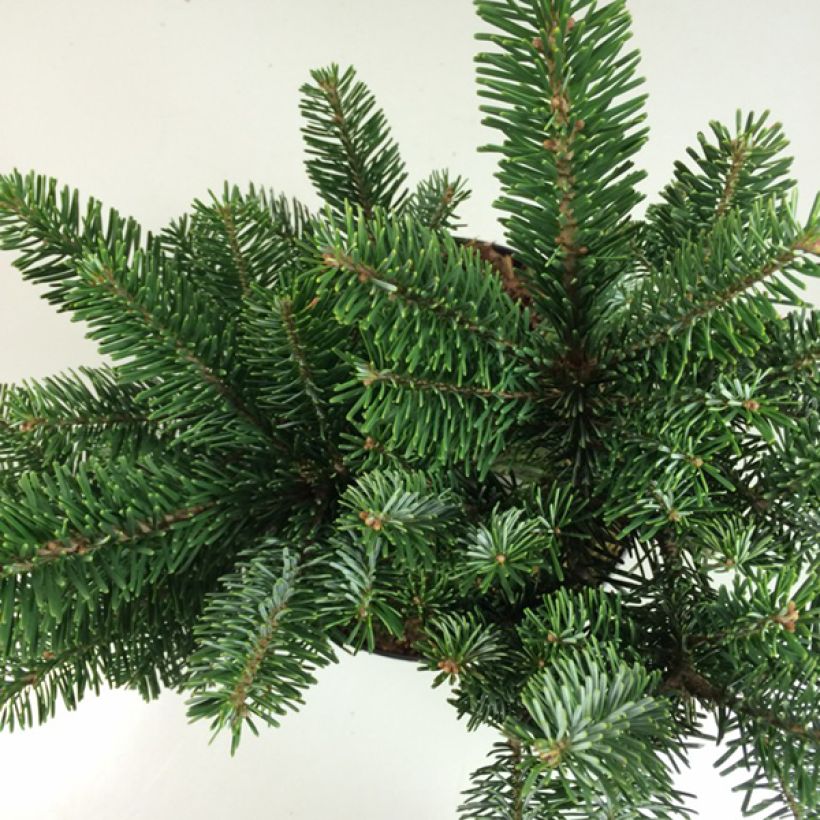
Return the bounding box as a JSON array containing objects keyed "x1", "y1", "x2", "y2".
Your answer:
[
  {"x1": 0, "y1": 366, "x2": 163, "y2": 470},
  {"x1": 300, "y1": 64, "x2": 408, "y2": 218},
  {"x1": 185, "y1": 539, "x2": 336, "y2": 754}
]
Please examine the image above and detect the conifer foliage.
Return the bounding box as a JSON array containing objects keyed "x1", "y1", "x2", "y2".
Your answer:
[{"x1": 1, "y1": 1, "x2": 818, "y2": 816}]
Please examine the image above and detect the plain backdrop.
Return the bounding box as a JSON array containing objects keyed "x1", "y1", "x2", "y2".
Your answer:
[{"x1": 0, "y1": 1, "x2": 818, "y2": 818}]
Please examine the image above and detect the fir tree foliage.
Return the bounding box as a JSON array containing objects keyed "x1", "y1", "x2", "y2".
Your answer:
[
  {"x1": 1, "y1": 0, "x2": 818, "y2": 816},
  {"x1": 185, "y1": 539, "x2": 336, "y2": 754},
  {"x1": 300, "y1": 64, "x2": 409, "y2": 219}
]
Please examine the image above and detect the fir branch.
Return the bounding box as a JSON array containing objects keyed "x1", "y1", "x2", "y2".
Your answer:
[
  {"x1": 216, "y1": 202, "x2": 250, "y2": 294},
  {"x1": 0, "y1": 454, "x2": 260, "y2": 624},
  {"x1": 404, "y1": 170, "x2": 470, "y2": 231},
  {"x1": 728, "y1": 702, "x2": 819, "y2": 744},
  {"x1": 90, "y1": 258, "x2": 259, "y2": 427},
  {"x1": 501, "y1": 646, "x2": 685, "y2": 814},
  {"x1": 300, "y1": 64, "x2": 407, "y2": 217},
  {"x1": 161, "y1": 185, "x2": 314, "y2": 302},
  {"x1": 475, "y1": 0, "x2": 649, "y2": 331},
  {"x1": 185, "y1": 540, "x2": 336, "y2": 754},
  {"x1": 318, "y1": 534, "x2": 406, "y2": 652},
  {"x1": 621, "y1": 241, "x2": 805, "y2": 363},
  {"x1": 715, "y1": 135, "x2": 749, "y2": 219},
  {"x1": 359, "y1": 365, "x2": 541, "y2": 402},
  {"x1": 0, "y1": 170, "x2": 143, "y2": 305},
  {"x1": 1, "y1": 366, "x2": 167, "y2": 471},
  {"x1": 608, "y1": 200, "x2": 818, "y2": 371},
  {"x1": 322, "y1": 248, "x2": 531, "y2": 354},
  {"x1": 338, "y1": 468, "x2": 460, "y2": 569},
  {"x1": 279, "y1": 296, "x2": 329, "y2": 435},
  {"x1": 240, "y1": 280, "x2": 350, "y2": 451},
  {"x1": 644, "y1": 110, "x2": 796, "y2": 267},
  {"x1": 316, "y1": 208, "x2": 540, "y2": 366},
  {"x1": 0, "y1": 386, "x2": 46, "y2": 479},
  {"x1": 2, "y1": 504, "x2": 211, "y2": 576},
  {"x1": 0, "y1": 567, "x2": 207, "y2": 730}
]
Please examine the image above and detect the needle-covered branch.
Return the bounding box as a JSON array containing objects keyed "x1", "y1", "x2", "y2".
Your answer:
[
  {"x1": 475, "y1": 0, "x2": 648, "y2": 346},
  {"x1": 184, "y1": 540, "x2": 336, "y2": 754},
  {"x1": 300, "y1": 64, "x2": 408, "y2": 218}
]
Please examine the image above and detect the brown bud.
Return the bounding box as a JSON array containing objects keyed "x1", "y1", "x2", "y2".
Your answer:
[
  {"x1": 773, "y1": 600, "x2": 799, "y2": 632},
  {"x1": 797, "y1": 234, "x2": 820, "y2": 254},
  {"x1": 322, "y1": 252, "x2": 340, "y2": 268},
  {"x1": 742, "y1": 399, "x2": 760, "y2": 412},
  {"x1": 437, "y1": 658, "x2": 460, "y2": 676},
  {"x1": 538, "y1": 739, "x2": 568, "y2": 767},
  {"x1": 532, "y1": 35, "x2": 543, "y2": 51},
  {"x1": 495, "y1": 553, "x2": 507, "y2": 564},
  {"x1": 362, "y1": 514, "x2": 383, "y2": 531}
]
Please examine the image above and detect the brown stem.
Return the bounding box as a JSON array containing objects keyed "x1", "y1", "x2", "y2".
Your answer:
[
  {"x1": 537, "y1": 15, "x2": 586, "y2": 348},
  {"x1": 217, "y1": 204, "x2": 250, "y2": 294},
  {"x1": 362, "y1": 367, "x2": 545, "y2": 402},
  {"x1": 317, "y1": 78, "x2": 375, "y2": 218},
  {"x1": 3, "y1": 503, "x2": 212, "y2": 575},
  {"x1": 715, "y1": 137, "x2": 748, "y2": 219},
  {"x1": 17, "y1": 413, "x2": 152, "y2": 433},
  {"x1": 322, "y1": 250, "x2": 531, "y2": 354},
  {"x1": 228, "y1": 601, "x2": 288, "y2": 721},
  {"x1": 776, "y1": 773, "x2": 803, "y2": 819},
  {"x1": 279, "y1": 298, "x2": 328, "y2": 431},
  {"x1": 426, "y1": 183, "x2": 455, "y2": 231}
]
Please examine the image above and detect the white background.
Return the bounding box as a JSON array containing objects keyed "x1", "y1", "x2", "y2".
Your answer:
[{"x1": 0, "y1": 1, "x2": 818, "y2": 817}]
